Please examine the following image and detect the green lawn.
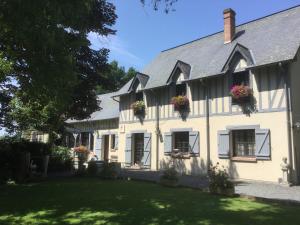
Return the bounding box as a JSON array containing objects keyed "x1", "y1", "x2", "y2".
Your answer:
[{"x1": 0, "y1": 178, "x2": 299, "y2": 225}]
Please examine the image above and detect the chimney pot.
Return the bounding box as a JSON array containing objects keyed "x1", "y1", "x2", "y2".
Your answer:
[{"x1": 223, "y1": 8, "x2": 236, "y2": 44}]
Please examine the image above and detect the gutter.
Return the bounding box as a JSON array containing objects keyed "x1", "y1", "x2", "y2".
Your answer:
[
  {"x1": 200, "y1": 79, "x2": 211, "y2": 172},
  {"x1": 149, "y1": 89, "x2": 160, "y2": 171},
  {"x1": 281, "y1": 62, "x2": 294, "y2": 183}
]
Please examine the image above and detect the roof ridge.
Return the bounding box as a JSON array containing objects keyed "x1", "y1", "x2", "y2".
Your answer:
[{"x1": 161, "y1": 4, "x2": 300, "y2": 53}]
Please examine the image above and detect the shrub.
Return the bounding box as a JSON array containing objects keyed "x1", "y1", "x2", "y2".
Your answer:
[
  {"x1": 99, "y1": 162, "x2": 120, "y2": 179},
  {"x1": 0, "y1": 137, "x2": 51, "y2": 183},
  {"x1": 48, "y1": 146, "x2": 73, "y2": 172},
  {"x1": 87, "y1": 161, "x2": 98, "y2": 176},
  {"x1": 161, "y1": 167, "x2": 179, "y2": 181},
  {"x1": 208, "y1": 163, "x2": 234, "y2": 193}
]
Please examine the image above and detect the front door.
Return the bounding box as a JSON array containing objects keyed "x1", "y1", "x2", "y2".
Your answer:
[
  {"x1": 103, "y1": 135, "x2": 109, "y2": 162},
  {"x1": 134, "y1": 133, "x2": 144, "y2": 165}
]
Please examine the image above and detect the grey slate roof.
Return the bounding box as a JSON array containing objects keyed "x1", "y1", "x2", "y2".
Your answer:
[
  {"x1": 115, "y1": 5, "x2": 300, "y2": 96},
  {"x1": 66, "y1": 92, "x2": 119, "y2": 123}
]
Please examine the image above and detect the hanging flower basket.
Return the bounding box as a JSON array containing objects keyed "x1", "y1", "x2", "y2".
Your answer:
[
  {"x1": 171, "y1": 95, "x2": 189, "y2": 111},
  {"x1": 230, "y1": 85, "x2": 252, "y2": 103},
  {"x1": 131, "y1": 101, "x2": 145, "y2": 116}
]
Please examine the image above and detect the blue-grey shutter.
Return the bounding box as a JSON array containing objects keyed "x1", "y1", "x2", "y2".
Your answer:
[
  {"x1": 125, "y1": 134, "x2": 132, "y2": 165},
  {"x1": 255, "y1": 129, "x2": 271, "y2": 160},
  {"x1": 189, "y1": 131, "x2": 200, "y2": 155},
  {"x1": 142, "y1": 133, "x2": 151, "y2": 167},
  {"x1": 115, "y1": 135, "x2": 119, "y2": 150},
  {"x1": 164, "y1": 132, "x2": 172, "y2": 155},
  {"x1": 218, "y1": 130, "x2": 230, "y2": 158},
  {"x1": 95, "y1": 135, "x2": 102, "y2": 160}
]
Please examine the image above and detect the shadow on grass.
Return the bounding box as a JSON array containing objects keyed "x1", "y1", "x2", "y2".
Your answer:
[{"x1": 0, "y1": 178, "x2": 299, "y2": 225}]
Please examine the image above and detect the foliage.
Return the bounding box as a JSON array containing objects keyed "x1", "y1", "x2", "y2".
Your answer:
[
  {"x1": 171, "y1": 95, "x2": 189, "y2": 111},
  {"x1": 96, "y1": 61, "x2": 137, "y2": 94},
  {"x1": 208, "y1": 163, "x2": 234, "y2": 192},
  {"x1": 230, "y1": 85, "x2": 252, "y2": 100},
  {"x1": 141, "y1": 0, "x2": 178, "y2": 13},
  {"x1": 161, "y1": 167, "x2": 179, "y2": 181},
  {"x1": 0, "y1": 0, "x2": 117, "y2": 137},
  {"x1": 131, "y1": 101, "x2": 145, "y2": 115},
  {"x1": 0, "y1": 52, "x2": 12, "y2": 131},
  {"x1": 48, "y1": 146, "x2": 73, "y2": 172},
  {"x1": 87, "y1": 161, "x2": 98, "y2": 176},
  {"x1": 99, "y1": 162, "x2": 120, "y2": 179},
  {"x1": 0, "y1": 137, "x2": 51, "y2": 183}
]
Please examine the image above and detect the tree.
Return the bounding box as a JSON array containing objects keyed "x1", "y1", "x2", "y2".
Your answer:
[
  {"x1": 141, "y1": 0, "x2": 178, "y2": 13},
  {"x1": 0, "y1": 52, "x2": 12, "y2": 132},
  {"x1": 96, "y1": 60, "x2": 137, "y2": 94},
  {"x1": 0, "y1": 0, "x2": 117, "y2": 138}
]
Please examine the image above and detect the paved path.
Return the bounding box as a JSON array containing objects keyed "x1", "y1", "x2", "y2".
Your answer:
[
  {"x1": 235, "y1": 181, "x2": 300, "y2": 203},
  {"x1": 121, "y1": 169, "x2": 300, "y2": 203},
  {"x1": 121, "y1": 169, "x2": 209, "y2": 189}
]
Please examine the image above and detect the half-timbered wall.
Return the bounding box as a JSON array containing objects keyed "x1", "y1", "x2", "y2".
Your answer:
[{"x1": 120, "y1": 65, "x2": 286, "y2": 123}]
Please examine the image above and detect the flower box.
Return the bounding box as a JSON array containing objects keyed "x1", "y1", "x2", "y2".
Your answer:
[
  {"x1": 131, "y1": 101, "x2": 145, "y2": 116},
  {"x1": 230, "y1": 85, "x2": 252, "y2": 103},
  {"x1": 171, "y1": 95, "x2": 189, "y2": 111}
]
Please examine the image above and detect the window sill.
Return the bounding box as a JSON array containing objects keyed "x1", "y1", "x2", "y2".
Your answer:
[
  {"x1": 169, "y1": 152, "x2": 198, "y2": 159},
  {"x1": 231, "y1": 156, "x2": 257, "y2": 162},
  {"x1": 110, "y1": 149, "x2": 117, "y2": 152}
]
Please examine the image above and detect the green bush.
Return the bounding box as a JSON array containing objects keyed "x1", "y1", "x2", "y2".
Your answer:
[
  {"x1": 87, "y1": 161, "x2": 98, "y2": 176},
  {"x1": 100, "y1": 162, "x2": 120, "y2": 179},
  {"x1": 161, "y1": 167, "x2": 179, "y2": 181},
  {"x1": 208, "y1": 163, "x2": 234, "y2": 192},
  {"x1": 48, "y1": 146, "x2": 73, "y2": 172},
  {"x1": 0, "y1": 137, "x2": 51, "y2": 183}
]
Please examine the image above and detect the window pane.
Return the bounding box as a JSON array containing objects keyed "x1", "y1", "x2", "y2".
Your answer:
[
  {"x1": 135, "y1": 92, "x2": 143, "y2": 101},
  {"x1": 174, "y1": 132, "x2": 189, "y2": 153},
  {"x1": 233, "y1": 71, "x2": 249, "y2": 86},
  {"x1": 176, "y1": 84, "x2": 187, "y2": 96},
  {"x1": 111, "y1": 134, "x2": 115, "y2": 149},
  {"x1": 233, "y1": 129, "x2": 256, "y2": 157}
]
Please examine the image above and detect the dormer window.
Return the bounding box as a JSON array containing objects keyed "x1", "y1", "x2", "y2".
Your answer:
[
  {"x1": 135, "y1": 91, "x2": 143, "y2": 101},
  {"x1": 176, "y1": 83, "x2": 187, "y2": 96},
  {"x1": 232, "y1": 70, "x2": 249, "y2": 86}
]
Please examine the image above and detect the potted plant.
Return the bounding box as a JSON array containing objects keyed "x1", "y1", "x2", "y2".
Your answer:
[
  {"x1": 230, "y1": 84, "x2": 252, "y2": 103},
  {"x1": 131, "y1": 101, "x2": 145, "y2": 116},
  {"x1": 160, "y1": 167, "x2": 179, "y2": 187},
  {"x1": 208, "y1": 163, "x2": 235, "y2": 196},
  {"x1": 171, "y1": 95, "x2": 189, "y2": 112}
]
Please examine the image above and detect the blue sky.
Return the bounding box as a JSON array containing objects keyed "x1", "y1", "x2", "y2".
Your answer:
[{"x1": 89, "y1": 0, "x2": 300, "y2": 71}]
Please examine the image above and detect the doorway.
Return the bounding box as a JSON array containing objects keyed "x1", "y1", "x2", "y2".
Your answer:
[
  {"x1": 103, "y1": 135, "x2": 109, "y2": 162},
  {"x1": 133, "y1": 133, "x2": 144, "y2": 165}
]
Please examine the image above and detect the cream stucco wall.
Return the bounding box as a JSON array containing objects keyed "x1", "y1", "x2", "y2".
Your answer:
[{"x1": 117, "y1": 109, "x2": 289, "y2": 182}]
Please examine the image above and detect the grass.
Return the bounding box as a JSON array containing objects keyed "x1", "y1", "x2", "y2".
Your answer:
[{"x1": 0, "y1": 178, "x2": 299, "y2": 225}]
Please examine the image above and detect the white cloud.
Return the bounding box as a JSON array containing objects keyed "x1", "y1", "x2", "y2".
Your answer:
[{"x1": 88, "y1": 32, "x2": 143, "y2": 69}]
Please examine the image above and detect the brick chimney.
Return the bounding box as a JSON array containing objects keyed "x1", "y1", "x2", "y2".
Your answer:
[{"x1": 223, "y1": 8, "x2": 236, "y2": 44}]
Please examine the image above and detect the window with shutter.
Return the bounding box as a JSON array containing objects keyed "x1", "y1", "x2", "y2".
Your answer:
[
  {"x1": 189, "y1": 131, "x2": 200, "y2": 155},
  {"x1": 164, "y1": 132, "x2": 172, "y2": 155},
  {"x1": 125, "y1": 134, "x2": 132, "y2": 165},
  {"x1": 255, "y1": 129, "x2": 271, "y2": 160},
  {"x1": 218, "y1": 130, "x2": 230, "y2": 159}
]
